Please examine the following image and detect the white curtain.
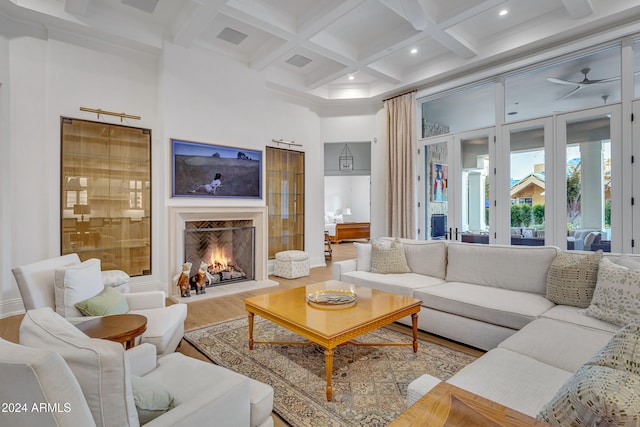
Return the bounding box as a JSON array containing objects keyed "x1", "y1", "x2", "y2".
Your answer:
[{"x1": 384, "y1": 91, "x2": 417, "y2": 238}]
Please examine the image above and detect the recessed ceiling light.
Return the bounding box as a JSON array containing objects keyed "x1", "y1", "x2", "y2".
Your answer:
[
  {"x1": 410, "y1": 48, "x2": 418, "y2": 54},
  {"x1": 348, "y1": 75, "x2": 354, "y2": 80},
  {"x1": 499, "y1": 9, "x2": 508, "y2": 16}
]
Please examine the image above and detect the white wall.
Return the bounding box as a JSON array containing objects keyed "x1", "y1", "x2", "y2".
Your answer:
[
  {"x1": 0, "y1": 34, "x2": 14, "y2": 315},
  {"x1": 3, "y1": 36, "x2": 159, "y2": 316}
]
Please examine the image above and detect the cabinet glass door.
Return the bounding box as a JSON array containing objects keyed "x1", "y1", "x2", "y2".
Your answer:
[
  {"x1": 266, "y1": 147, "x2": 305, "y2": 258},
  {"x1": 61, "y1": 118, "x2": 151, "y2": 276}
]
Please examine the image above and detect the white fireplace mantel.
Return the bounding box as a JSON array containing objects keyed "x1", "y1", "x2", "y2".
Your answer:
[{"x1": 168, "y1": 206, "x2": 268, "y2": 300}]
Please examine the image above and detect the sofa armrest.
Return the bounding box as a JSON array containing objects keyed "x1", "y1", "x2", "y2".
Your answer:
[
  {"x1": 124, "y1": 291, "x2": 166, "y2": 310},
  {"x1": 126, "y1": 343, "x2": 157, "y2": 376},
  {"x1": 332, "y1": 259, "x2": 357, "y2": 281}
]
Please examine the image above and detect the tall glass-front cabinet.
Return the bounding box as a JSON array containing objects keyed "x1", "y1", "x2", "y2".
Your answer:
[
  {"x1": 266, "y1": 147, "x2": 305, "y2": 258},
  {"x1": 60, "y1": 117, "x2": 151, "y2": 276}
]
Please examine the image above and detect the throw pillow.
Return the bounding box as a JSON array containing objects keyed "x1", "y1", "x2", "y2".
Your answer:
[
  {"x1": 75, "y1": 287, "x2": 130, "y2": 316},
  {"x1": 545, "y1": 251, "x2": 602, "y2": 308},
  {"x1": 584, "y1": 258, "x2": 640, "y2": 326},
  {"x1": 537, "y1": 364, "x2": 640, "y2": 426},
  {"x1": 54, "y1": 258, "x2": 105, "y2": 318},
  {"x1": 587, "y1": 320, "x2": 640, "y2": 376},
  {"x1": 130, "y1": 375, "x2": 175, "y2": 425},
  {"x1": 101, "y1": 270, "x2": 130, "y2": 287},
  {"x1": 370, "y1": 238, "x2": 411, "y2": 274}
]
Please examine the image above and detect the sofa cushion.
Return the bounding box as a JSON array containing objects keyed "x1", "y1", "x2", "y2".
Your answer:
[
  {"x1": 448, "y1": 348, "x2": 573, "y2": 417},
  {"x1": 19, "y1": 308, "x2": 139, "y2": 427},
  {"x1": 537, "y1": 365, "x2": 640, "y2": 426},
  {"x1": 54, "y1": 258, "x2": 105, "y2": 318},
  {"x1": 415, "y1": 282, "x2": 555, "y2": 330},
  {"x1": 354, "y1": 242, "x2": 372, "y2": 271},
  {"x1": 545, "y1": 251, "x2": 602, "y2": 308},
  {"x1": 445, "y1": 243, "x2": 559, "y2": 294},
  {"x1": 75, "y1": 287, "x2": 130, "y2": 317},
  {"x1": 396, "y1": 239, "x2": 447, "y2": 279},
  {"x1": 129, "y1": 304, "x2": 186, "y2": 355},
  {"x1": 615, "y1": 254, "x2": 640, "y2": 270},
  {"x1": 498, "y1": 318, "x2": 614, "y2": 373},
  {"x1": 342, "y1": 271, "x2": 445, "y2": 297},
  {"x1": 370, "y1": 238, "x2": 411, "y2": 274},
  {"x1": 587, "y1": 320, "x2": 640, "y2": 375},
  {"x1": 540, "y1": 305, "x2": 621, "y2": 333},
  {"x1": 584, "y1": 258, "x2": 640, "y2": 326}
]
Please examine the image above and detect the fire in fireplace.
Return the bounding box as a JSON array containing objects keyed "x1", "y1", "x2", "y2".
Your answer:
[{"x1": 184, "y1": 220, "x2": 255, "y2": 291}]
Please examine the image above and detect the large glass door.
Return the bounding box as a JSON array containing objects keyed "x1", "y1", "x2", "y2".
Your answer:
[
  {"x1": 421, "y1": 139, "x2": 451, "y2": 241},
  {"x1": 502, "y1": 118, "x2": 553, "y2": 246},
  {"x1": 555, "y1": 105, "x2": 621, "y2": 252},
  {"x1": 455, "y1": 128, "x2": 494, "y2": 244}
]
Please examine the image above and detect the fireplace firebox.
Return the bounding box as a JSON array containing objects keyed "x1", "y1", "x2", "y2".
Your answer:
[{"x1": 184, "y1": 220, "x2": 255, "y2": 288}]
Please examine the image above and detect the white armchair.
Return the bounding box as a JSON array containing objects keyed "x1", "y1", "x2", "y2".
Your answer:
[
  {"x1": 15, "y1": 308, "x2": 274, "y2": 427},
  {"x1": 12, "y1": 254, "x2": 187, "y2": 357}
]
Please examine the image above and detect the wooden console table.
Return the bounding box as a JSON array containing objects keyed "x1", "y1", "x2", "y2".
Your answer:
[
  {"x1": 76, "y1": 314, "x2": 147, "y2": 349},
  {"x1": 390, "y1": 382, "x2": 549, "y2": 426}
]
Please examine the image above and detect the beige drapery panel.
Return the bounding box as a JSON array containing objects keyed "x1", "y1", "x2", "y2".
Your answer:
[{"x1": 384, "y1": 91, "x2": 416, "y2": 238}]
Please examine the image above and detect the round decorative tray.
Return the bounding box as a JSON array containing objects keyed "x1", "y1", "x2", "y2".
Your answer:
[{"x1": 307, "y1": 289, "x2": 357, "y2": 309}]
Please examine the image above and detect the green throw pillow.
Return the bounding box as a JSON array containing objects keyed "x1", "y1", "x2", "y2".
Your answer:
[
  {"x1": 75, "y1": 287, "x2": 129, "y2": 316},
  {"x1": 130, "y1": 375, "x2": 175, "y2": 425}
]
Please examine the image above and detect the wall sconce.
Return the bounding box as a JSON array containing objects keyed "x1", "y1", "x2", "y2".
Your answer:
[{"x1": 339, "y1": 144, "x2": 353, "y2": 172}]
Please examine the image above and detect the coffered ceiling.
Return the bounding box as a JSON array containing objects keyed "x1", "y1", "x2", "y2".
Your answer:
[{"x1": 2, "y1": 0, "x2": 640, "y2": 104}]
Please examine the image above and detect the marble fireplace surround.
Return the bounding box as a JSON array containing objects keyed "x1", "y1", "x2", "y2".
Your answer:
[{"x1": 168, "y1": 206, "x2": 275, "y2": 302}]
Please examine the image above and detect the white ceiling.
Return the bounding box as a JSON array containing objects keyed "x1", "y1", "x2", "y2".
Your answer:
[{"x1": 2, "y1": 0, "x2": 640, "y2": 104}]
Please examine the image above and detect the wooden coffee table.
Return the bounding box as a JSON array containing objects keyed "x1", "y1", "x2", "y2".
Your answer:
[
  {"x1": 244, "y1": 280, "x2": 422, "y2": 401},
  {"x1": 389, "y1": 382, "x2": 550, "y2": 426},
  {"x1": 76, "y1": 314, "x2": 147, "y2": 349}
]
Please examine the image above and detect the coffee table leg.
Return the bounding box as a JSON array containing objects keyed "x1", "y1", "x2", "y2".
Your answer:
[
  {"x1": 248, "y1": 312, "x2": 254, "y2": 350},
  {"x1": 325, "y1": 348, "x2": 334, "y2": 401},
  {"x1": 412, "y1": 313, "x2": 418, "y2": 353}
]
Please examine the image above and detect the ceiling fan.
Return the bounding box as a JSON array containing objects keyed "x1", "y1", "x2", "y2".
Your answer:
[{"x1": 547, "y1": 67, "x2": 619, "y2": 100}]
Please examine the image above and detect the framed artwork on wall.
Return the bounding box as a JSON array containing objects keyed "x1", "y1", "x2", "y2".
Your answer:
[
  {"x1": 432, "y1": 163, "x2": 448, "y2": 202},
  {"x1": 172, "y1": 139, "x2": 262, "y2": 199}
]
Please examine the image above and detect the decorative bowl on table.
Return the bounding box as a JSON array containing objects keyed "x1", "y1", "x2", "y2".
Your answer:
[{"x1": 307, "y1": 289, "x2": 357, "y2": 309}]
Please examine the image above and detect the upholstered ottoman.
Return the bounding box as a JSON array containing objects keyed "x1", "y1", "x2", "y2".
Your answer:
[{"x1": 274, "y1": 250, "x2": 310, "y2": 279}]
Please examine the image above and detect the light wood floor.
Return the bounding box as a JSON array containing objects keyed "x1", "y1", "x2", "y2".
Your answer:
[{"x1": 0, "y1": 242, "x2": 483, "y2": 427}]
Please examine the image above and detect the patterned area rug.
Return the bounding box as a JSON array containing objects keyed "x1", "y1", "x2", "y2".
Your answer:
[{"x1": 184, "y1": 317, "x2": 477, "y2": 426}]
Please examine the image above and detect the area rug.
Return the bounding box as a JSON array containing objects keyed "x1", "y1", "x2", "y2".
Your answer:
[{"x1": 184, "y1": 317, "x2": 478, "y2": 426}]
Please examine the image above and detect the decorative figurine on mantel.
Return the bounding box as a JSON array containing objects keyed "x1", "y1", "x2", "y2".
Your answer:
[{"x1": 176, "y1": 262, "x2": 192, "y2": 298}]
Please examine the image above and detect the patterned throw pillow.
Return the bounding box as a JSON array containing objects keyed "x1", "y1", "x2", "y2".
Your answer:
[
  {"x1": 584, "y1": 258, "x2": 640, "y2": 326},
  {"x1": 537, "y1": 365, "x2": 640, "y2": 426},
  {"x1": 370, "y1": 238, "x2": 411, "y2": 274},
  {"x1": 546, "y1": 251, "x2": 602, "y2": 308},
  {"x1": 587, "y1": 320, "x2": 640, "y2": 376}
]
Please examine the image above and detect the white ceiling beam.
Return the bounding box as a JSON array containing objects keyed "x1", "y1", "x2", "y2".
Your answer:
[
  {"x1": 561, "y1": 0, "x2": 594, "y2": 19},
  {"x1": 64, "y1": 0, "x2": 89, "y2": 16},
  {"x1": 436, "y1": 0, "x2": 508, "y2": 29},
  {"x1": 233, "y1": 0, "x2": 366, "y2": 70},
  {"x1": 380, "y1": 0, "x2": 477, "y2": 59},
  {"x1": 172, "y1": 0, "x2": 226, "y2": 48}
]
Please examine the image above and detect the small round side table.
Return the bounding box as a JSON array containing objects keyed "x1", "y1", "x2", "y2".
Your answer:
[{"x1": 76, "y1": 314, "x2": 147, "y2": 349}]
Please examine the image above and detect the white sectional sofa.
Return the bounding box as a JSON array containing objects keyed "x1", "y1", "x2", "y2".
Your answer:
[{"x1": 332, "y1": 239, "x2": 640, "y2": 422}]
